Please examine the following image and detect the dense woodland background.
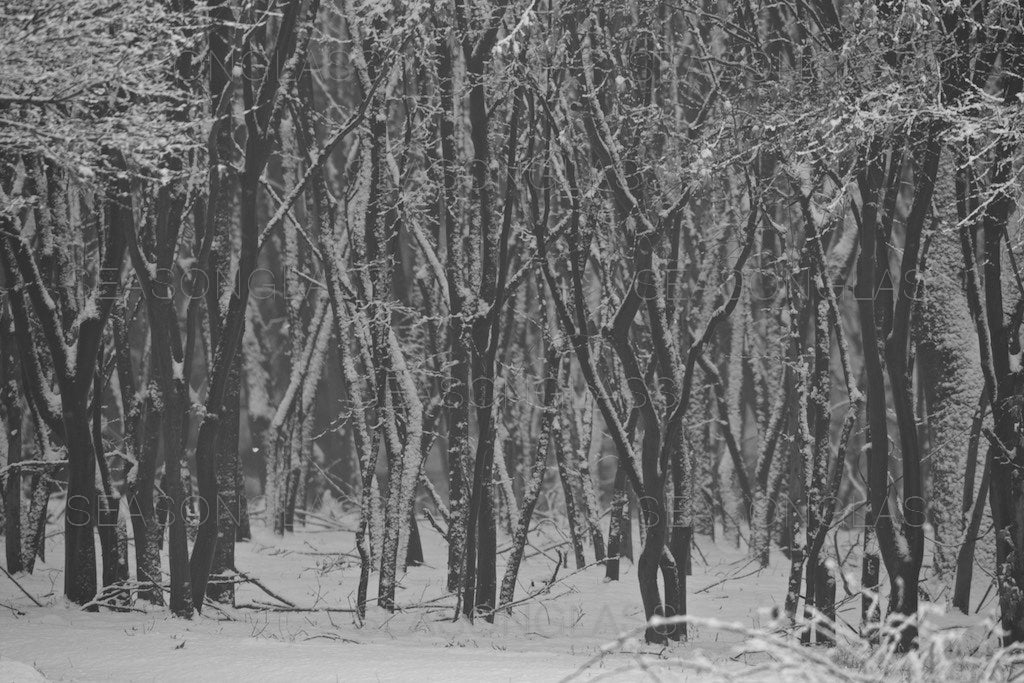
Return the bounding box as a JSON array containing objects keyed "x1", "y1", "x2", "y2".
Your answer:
[{"x1": 2, "y1": 0, "x2": 1024, "y2": 660}]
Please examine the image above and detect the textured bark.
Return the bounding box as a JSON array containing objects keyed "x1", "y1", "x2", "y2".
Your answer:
[
  {"x1": 430, "y1": 23, "x2": 470, "y2": 596},
  {"x1": 915, "y1": 179, "x2": 982, "y2": 587},
  {"x1": 22, "y1": 475, "x2": 49, "y2": 573},
  {"x1": 338, "y1": 306, "x2": 380, "y2": 619},
  {"x1": 578, "y1": 401, "x2": 606, "y2": 561},
  {"x1": 378, "y1": 331, "x2": 424, "y2": 611},
  {"x1": 785, "y1": 362, "x2": 811, "y2": 622}
]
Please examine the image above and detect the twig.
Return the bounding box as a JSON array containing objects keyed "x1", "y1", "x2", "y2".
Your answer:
[
  {"x1": 691, "y1": 537, "x2": 708, "y2": 566},
  {"x1": 229, "y1": 565, "x2": 296, "y2": 608},
  {"x1": 0, "y1": 565, "x2": 43, "y2": 607},
  {"x1": 695, "y1": 567, "x2": 762, "y2": 594},
  {"x1": 235, "y1": 601, "x2": 356, "y2": 613},
  {"x1": 0, "y1": 602, "x2": 25, "y2": 616},
  {"x1": 547, "y1": 549, "x2": 566, "y2": 586},
  {"x1": 291, "y1": 509, "x2": 357, "y2": 532},
  {"x1": 423, "y1": 508, "x2": 448, "y2": 538},
  {"x1": 490, "y1": 558, "x2": 602, "y2": 617}
]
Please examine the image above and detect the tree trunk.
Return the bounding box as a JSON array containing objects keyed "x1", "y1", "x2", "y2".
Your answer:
[
  {"x1": 499, "y1": 344, "x2": 560, "y2": 607},
  {"x1": 208, "y1": 351, "x2": 241, "y2": 603},
  {"x1": 554, "y1": 404, "x2": 587, "y2": 570},
  {"x1": 22, "y1": 475, "x2": 49, "y2": 573},
  {"x1": 915, "y1": 194, "x2": 981, "y2": 587},
  {"x1": 63, "y1": 395, "x2": 98, "y2": 606},
  {"x1": 605, "y1": 465, "x2": 630, "y2": 581},
  {"x1": 1, "y1": 314, "x2": 24, "y2": 574},
  {"x1": 953, "y1": 446, "x2": 992, "y2": 613},
  {"x1": 97, "y1": 493, "x2": 128, "y2": 604}
]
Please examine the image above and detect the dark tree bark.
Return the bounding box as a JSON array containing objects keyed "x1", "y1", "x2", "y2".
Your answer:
[
  {"x1": 605, "y1": 465, "x2": 631, "y2": 581},
  {"x1": 1, "y1": 311, "x2": 24, "y2": 574}
]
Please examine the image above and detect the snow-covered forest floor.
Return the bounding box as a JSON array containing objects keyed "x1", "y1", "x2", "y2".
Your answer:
[{"x1": 0, "y1": 512, "x2": 1004, "y2": 681}]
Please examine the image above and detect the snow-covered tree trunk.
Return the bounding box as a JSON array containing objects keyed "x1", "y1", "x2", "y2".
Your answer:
[
  {"x1": 722, "y1": 294, "x2": 748, "y2": 542},
  {"x1": 113, "y1": 300, "x2": 163, "y2": 604},
  {"x1": 492, "y1": 421, "x2": 520, "y2": 537},
  {"x1": 22, "y1": 470, "x2": 50, "y2": 574},
  {"x1": 578, "y1": 398, "x2": 605, "y2": 561},
  {"x1": 267, "y1": 300, "x2": 330, "y2": 535},
  {"x1": 499, "y1": 344, "x2": 561, "y2": 609},
  {"x1": 431, "y1": 25, "x2": 471, "y2": 597},
  {"x1": 784, "y1": 361, "x2": 811, "y2": 622},
  {"x1": 279, "y1": 104, "x2": 309, "y2": 536},
  {"x1": 378, "y1": 330, "x2": 424, "y2": 611},
  {"x1": 801, "y1": 289, "x2": 832, "y2": 636},
  {"x1": 243, "y1": 305, "x2": 273, "y2": 501},
  {"x1": 915, "y1": 168, "x2": 983, "y2": 589},
  {"x1": 335, "y1": 305, "x2": 380, "y2": 619}
]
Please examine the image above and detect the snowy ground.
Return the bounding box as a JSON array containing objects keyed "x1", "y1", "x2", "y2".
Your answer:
[{"x1": 0, "y1": 515, "x2": 1000, "y2": 681}]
